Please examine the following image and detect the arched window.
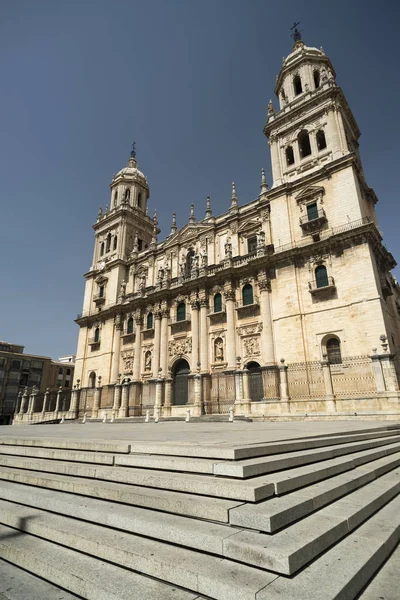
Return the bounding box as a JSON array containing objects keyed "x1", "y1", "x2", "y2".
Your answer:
[
  {"x1": 113, "y1": 236, "x2": 118, "y2": 250},
  {"x1": 94, "y1": 327, "x2": 100, "y2": 343},
  {"x1": 100, "y1": 242, "x2": 105, "y2": 256},
  {"x1": 176, "y1": 302, "x2": 186, "y2": 322},
  {"x1": 242, "y1": 284, "x2": 254, "y2": 306},
  {"x1": 66, "y1": 368, "x2": 71, "y2": 376},
  {"x1": 316, "y1": 130, "x2": 327, "y2": 151},
  {"x1": 125, "y1": 188, "x2": 130, "y2": 202},
  {"x1": 127, "y1": 317, "x2": 134, "y2": 334},
  {"x1": 293, "y1": 74, "x2": 302, "y2": 96},
  {"x1": 298, "y1": 130, "x2": 312, "y2": 159},
  {"x1": 313, "y1": 70, "x2": 321, "y2": 89},
  {"x1": 315, "y1": 265, "x2": 329, "y2": 288},
  {"x1": 106, "y1": 233, "x2": 111, "y2": 253},
  {"x1": 146, "y1": 312, "x2": 153, "y2": 330},
  {"x1": 89, "y1": 372, "x2": 96, "y2": 388},
  {"x1": 326, "y1": 337, "x2": 342, "y2": 364},
  {"x1": 286, "y1": 146, "x2": 295, "y2": 166},
  {"x1": 213, "y1": 293, "x2": 222, "y2": 313},
  {"x1": 138, "y1": 192, "x2": 142, "y2": 209},
  {"x1": 114, "y1": 191, "x2": 118, "y2": 206}
]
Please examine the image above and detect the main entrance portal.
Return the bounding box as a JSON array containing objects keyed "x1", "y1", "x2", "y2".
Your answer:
[
  {"x1": 247, "y1": 361, "x2": 264, "y2": 402},
  {"x1": 172, "y1": 359, "x2": 190, "y2": 405}
]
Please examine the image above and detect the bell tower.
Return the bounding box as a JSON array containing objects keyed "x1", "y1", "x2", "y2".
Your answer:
[{"x1": 264, "y1": 30, "x2": 363, "y2": 190}]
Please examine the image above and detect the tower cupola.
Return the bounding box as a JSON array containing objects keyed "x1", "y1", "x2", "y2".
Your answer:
[{"x1": 110, "y1": 143, "x2": 149, "y2": 212}]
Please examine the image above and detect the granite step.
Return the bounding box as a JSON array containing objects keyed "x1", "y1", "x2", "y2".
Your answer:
[
  {"x1": 0, "y1": 524, "x2": 203, "y2": 600},
  {"x1": 229, "y1": 451, "x2": 400, "y2": 532},
  {"x1": 0, "y1": 500, "x2": 277, "y2": 600},
  {"x1": 0, "y1": 466, "x2": 241, "y2": 522},
  {"x1": 0, "y1": 437, "x2": 130, "y2": 453},
  {"x1": 0, "y1": 455, "x2": 275, "y2": 502},
  {"x1": 358, "y1": 542, "x2": 400, "y2": 599},
  {"x1": 0, "y1": 444, "x2": 116, "y2": 465},
  {"x1": 256, "y1": 493, "x2": 400, "y2": 599},
  {"x1": 0, "y1": 558, "x2": 80, "y2": 600},
  {"x1": 223, "y1": 468, "x2": 400, "y2": 574}
]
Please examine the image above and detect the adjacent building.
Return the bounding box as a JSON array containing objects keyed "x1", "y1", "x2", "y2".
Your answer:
[
  {"x1": 71, "y1": 34, "x2": 400, "y2": 420},
  {"x1": 0, "y1": 340, "x2": 74, "y2": 425}
]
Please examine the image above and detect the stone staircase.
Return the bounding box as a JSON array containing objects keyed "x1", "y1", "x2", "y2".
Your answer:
[{"x1": 0, "y1": 425, "x2": 400, "y2": 599}]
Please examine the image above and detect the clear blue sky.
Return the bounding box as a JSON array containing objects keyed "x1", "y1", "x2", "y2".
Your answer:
[{"x1": 1, "y1": 0, "x2": 399, "y2": 359}]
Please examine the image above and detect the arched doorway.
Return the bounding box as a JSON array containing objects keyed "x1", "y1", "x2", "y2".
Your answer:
[
  {"x1": 172, "y1": 359, "x2": 190, "y2": 405},
  {"x1": 246, "y1": 361, "x2": 264, "y2": 401}
]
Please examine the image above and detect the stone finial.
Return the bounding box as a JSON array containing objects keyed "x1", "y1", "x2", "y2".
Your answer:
[
  {"x1": 205, "y1": 195, "x2": 212, "y2": 219},
  {"x1": 153, "y1": 209, "x2": 158, "y2": 226},
  {"x1": 260, "y1": 168, "x2": 268, "y2": 196},
  {"x1": 267, "y1": 99, "x2": 274, "y2": 116},
  {"x1": 97, "y1": 206, "x2": 103, "y2": 220},
  {"x1": 133, "y1": 232, "x2": 139, "y2": 253},
  {"x1": 170, "y1": 212, "x2": 177, "y2": 235},
  {"x1": 189, "y1": 204, "x2": 196, "y2": 224},
  {"x1": 230, "y1": 182, "x2": 238, "y2": 211}
]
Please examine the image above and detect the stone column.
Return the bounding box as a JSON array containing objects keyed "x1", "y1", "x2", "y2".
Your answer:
[
  {"x1": 191, "y1": 300, "x2": 200, "y2": 372},
  {"x1": 110, "y1": 318, "x2": 123, "y2": 383},
  {"x1": 159, "y1": 308, "x2": 169, "y2": 377},
  {"x1": 380, "y1": 355, "x2": 399, "y2": 392},
  {"x1": 321, "y1": 356, "x2": 336, "y2": 413},
  {"x1": 27, "y1": 387, "x2": 37, "y2": 415},
  {"x1": 155, "y1": 378, "x2": 163, "y2": 408},
  {"x1": 326, "y1": 107, "x2": 343, "y2": 159},
  {"x1": 199, "y1": 298, "x2": 209, "y2": 372},
  {"x1": 19, "y1": 387, "x2": 29, "y2": 414},
  {"x1": 68, "y1": 387, "x2": 79, "y2": 417},
  {"x1": 118, "y1": 382, "x2": 130, "y2": 417},
  {"x1": 279, "y1": 359, "x2": 290, "y2": 412},
  {"x1": 163, "y1": 376, "x2": 172, "y2": 416},
  {"x1": 113, "y1": 377, "x2": 122, "y2": 414},
  {"x1": 152, "y1": 311, "x2": 162, "y2": 376},
  {"x1": 92, "y1": 376, "x2": 102, "y2": 418},
  {"x1": 193, "y1": 372, "x2": 202, "y2": 416},
  {"x1": 41, "y1": 388, "x2": 49, "y2": 414},
  {"x1": 269, "y1": 136, "x2": 282, "y2": 187},
  {"x1": 242, "y1": 368, "x2": 251, "y2": 406},
  {"x1": 258, "y1": 276, "x2": 275, "y2": 365},
  {"x1": 225, "y1": 289, "x2": 237, "y2": 369},
  {"x1": 371, "y1": 352, "x2": 385, "y2": 393},
  {"x1": 133, "y1": 315, "x2": 142, "y2": 380}
]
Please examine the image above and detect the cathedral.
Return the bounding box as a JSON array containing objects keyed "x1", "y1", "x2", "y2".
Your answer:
[{"x1": 72, "y1": 34, "x2": 400, "y2": 420}]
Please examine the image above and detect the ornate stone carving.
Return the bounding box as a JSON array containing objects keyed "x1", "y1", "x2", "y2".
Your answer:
[
  {"x1": 243, "y1": 336, "x2": 260, "y2": 357},
  {"x1": 168, "y1": 337, "x2": 192, "y2": 358},
  {"x1": 237, "y1": 323, "x2": 263, "y2": 336},
  {"x1": 121, "y1": 351, "x2": 134, "y2": 374},
  {"x1": 214, "y1": 337, "x2": 224, "y2": 362}
]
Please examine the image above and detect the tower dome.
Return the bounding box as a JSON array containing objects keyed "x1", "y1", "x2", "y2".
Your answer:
[{"x1": 110, "y1": 143, "x2": 149, "y2": 212}]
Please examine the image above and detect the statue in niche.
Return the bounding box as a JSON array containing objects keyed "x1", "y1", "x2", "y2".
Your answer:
[
  {"x1": 214, "y1": 338, "x2": 224, "y2": 362},
  {"x1": 224, "y1": 238, "x2": 232, "y2": 259},
  {"x1": 201, "y1": 249, "x2": 208, "y2": 267},
  {"x1": 144, "y1": 351, "x2": 152, "y2": 372},
  {"x1": 139, "y1": 273, "x2": 146, "y2": 291}
]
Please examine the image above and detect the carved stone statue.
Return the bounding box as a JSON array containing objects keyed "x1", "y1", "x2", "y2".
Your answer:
[
  {"x1": 214, "y1": 338, "x2": 224, "y2": 362},
  {"x1": 224, "y1": 238, "x2": 232, "y2": 259},
  {"x1": 145, "y1": 351, "x2": 152, "y2": 371}
]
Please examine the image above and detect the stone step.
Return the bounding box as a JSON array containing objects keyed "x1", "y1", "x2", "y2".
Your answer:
[
  {"x1": 230, "y1": 451, "x2": 400, "y2": 532},
  {"x1": 1, "y1": 441, "x2": 399, "y2": 504},
  {"x1": 213, "y1": 434, "x2": 400, "y2": 478},
  {"x1": 0, "y1": 455, "x2": 276, "y2": 502},
  {"x1": 0, "y1": 437, "x2": 130, "y2": 453},
  {"x1": 0, "y1": 500, "x2": 277, "y2": 600},
  {"x1": 223, "y1": 468, "x2": 400, "y2": 574},
  {"x1": 0, "y1": 524, "x2": 203, "y2": 600},
  {"x1": 0, "y1": 480, "x2": 238, "y2": 556},
  {"x1": 0, "y1": 444, "x2": 116, "y2": 465},
  {"x1": 0, "y1": 467, "x2": 241, "y2": 522},
  {"x1": 0, "y1": 558, "x2": 80, "y2": 600},
  {"x1": 358, "y1": 542, "x2": 400, "y2": 599},
  {"x1": 256, "y1": 493, "x2": 400, "y2": 599}
]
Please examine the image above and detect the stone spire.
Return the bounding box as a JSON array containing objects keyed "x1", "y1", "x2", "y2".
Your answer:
[
  {"x1": 170, "y1": 212, "x2": 177, "y2": 235},
  {"x1": 230, "y1": 182, "x2": 238, "y2": 212},
  {"x1": 127, "y1": 141, "x2": 137, "y2": 168},
  {"x1": 151, "y1": 209, "x2": 158, "y2": 246},
  {"x1": 205, "y1": 195, "x2": 212, "y2": 219},
  {"x1": 189, "y1": 204, "x2": 196, "y2": 224},
  {"x1": 259, "y1": 168, "x2": 268, "y2": 197}
]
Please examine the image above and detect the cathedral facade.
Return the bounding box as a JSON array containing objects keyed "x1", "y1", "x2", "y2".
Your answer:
[{"x1": 73, "y1": 37, "x2": 400, "y2": 420}]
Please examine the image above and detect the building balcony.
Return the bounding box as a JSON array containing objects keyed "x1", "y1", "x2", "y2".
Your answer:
[
  {"x1": 300, "y1": 208, "x2": 327, "y2": 232},
  {"x1": 207, "y1": 307, "x2": 227, "y2": 324},
  {"x1": 235, "y1": 296, "x2": 259, "y2": 310},
  {"x1": 308, "y1": 277, "x2": 336, "y2": 294},
  {"x1": 93, "y1": 293, "x2": 106, "y2": 306},
  {"x1": 88, "y1": 337, "x2": 101, "y2": 348},
  {"x1": 121, "y1": 332, "x2": 135, "y2": 345},
  {"x1": 169, "y1": 314, "x2": 191, "y2": 332},
  {"x1": 235, "y1": 297, "x2": 260, "y2": 318}
]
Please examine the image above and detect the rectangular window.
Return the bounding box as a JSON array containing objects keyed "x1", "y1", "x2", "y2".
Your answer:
[
  {"x1": 31, "y1": 360, "x2": 43, "y2": 369},
  {"x1": 247, "y1": 236, "x2": 257, "y2": 254},
  {"x1": 307, "y1": 203, "x2": 318, "y2": 221},
  {"x1": 0, "y1": 358, "x2": 6, "y2": 367},
  {"x1": 11, "y1": 360, "x2": 22, "y2": 370}
]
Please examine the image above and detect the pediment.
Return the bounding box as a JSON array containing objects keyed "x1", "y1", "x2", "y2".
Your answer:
[
  {"x1": 238, "y1": 219, "x2": 260, "y2": 234},
  {"x1": 163, "y1": 222, "x2": 213, "y2": 248},
  {"x1": 295, "y1": 186, "x2": 325, "y2": 203}
]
